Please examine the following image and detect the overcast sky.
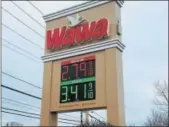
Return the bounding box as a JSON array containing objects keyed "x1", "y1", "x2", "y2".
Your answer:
[{"x1": 1, "y1": 1, "x2": 168, "y2": 126}]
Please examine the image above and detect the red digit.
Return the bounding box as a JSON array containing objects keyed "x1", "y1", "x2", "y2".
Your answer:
[
  {"x1": 88, "y1": 61, "x2": 93, "y2": 68},
  {"x1": 72, "y1": 64, "x2": 78, "y2": 78},
  {"x1": 88, "y1": 61, "x2": 93, "y2": 76},
  {"x1": 80, "y1": 62, "x2": 86, "y2": 76},
  {"x1": 62, "y1": 66, "x2": 68, "y2": 81}
]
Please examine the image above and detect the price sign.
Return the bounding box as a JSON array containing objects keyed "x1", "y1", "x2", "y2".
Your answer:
[{"x1": 60, "y1": 55, "x2": 96, "y2": 103}]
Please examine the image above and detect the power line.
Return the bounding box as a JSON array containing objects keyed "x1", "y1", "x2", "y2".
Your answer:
[
  {"x1": 2, "y1": 110, "x2": 79, "y2": 126},
  {"x1": 2, "y1": 97, "x2": 40, "y2": 109},
  {"x1": 1, "y1": 84, "x2": 42, "y2": 100},
  {"x1": 2, "y1": 43, "x2": 41, "y2": 64},
  {"x1": 58, "y1": 120, "x2": 79, "y2": 126},
  {"x1": 1, "y1": 99, "x2": 39, "y2": 112},
  {"x1": 2, "y1": 100, "x2": 39, "y2": 112},
  {"x1": 27, "y1": 1, "x2": 44, "y2": 16},
  {"x1": 2, "y1": 71, "x2": 42, "y2": 90},
  {"x1": 2, "y1": 97, "x2": 80, "y2": 123},
  {"x1": 2, "y1": 73, "x2": 81, "y2": 121},
  {"x1": 2, "y1": 107, "x2": 40, "y2": 116},
  {"x1": 2, "y1": 38, "x2": 40, "y2": 60},
  {"x1": 2, "y1": 106, "x2": 81, "y2": 124},
  {"x1": 2, "y1": 97, "x2": 79, "y2": 121},
  {"x1": 2, "y1": 87, "x2": 80, "y2": 121},
  {"x1": 58, "y1": 117, "x2": 80, "y2": 123},
  {"x1": 2, "y1": 7, "x2": 45, "y2": 39},
  {"x1": 91, "y1": 111, "x2": 106, "y2": 122},
  {"x1": 2, "y1": 23, "x2": 44, "y2": 50},
  {"x1": 2, "y1": 110, "x2": 40, "y2": 119},
  {"x1": 88, "y1": 113, "x2": 101, "y2": 123},
  {"x1": 1, "y1": 111, "x2": 78, "y2": 125},
  {"x1": 2, "y1": 103, "x2": 80, "y2": 123},
  {"x1": 60, "y1": 113, "x2": 80, "y2": 120},
  {"x1": 10, "y1": 0, "x2": 45, "y2": 29},
  {"x1": 2, "y1": 82, "x2": 80, "y2": 122},
  {"x1": 2, "y1": 110, "x2": 79, "y2": 125}
]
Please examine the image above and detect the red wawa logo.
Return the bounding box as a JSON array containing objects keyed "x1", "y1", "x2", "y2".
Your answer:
[{"x1": 46, "y1": 16, "x2": 109, "y2": 49}]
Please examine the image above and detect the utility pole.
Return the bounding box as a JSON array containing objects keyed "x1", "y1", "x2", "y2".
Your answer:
[
  {"x1": 80, "y1": 111, "x2": 83, "y2": 125},
  {"x1": 85, "y1": 110, "x2": 89, "y2": 124}
]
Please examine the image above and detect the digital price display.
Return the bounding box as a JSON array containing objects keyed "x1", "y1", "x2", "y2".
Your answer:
[{"x1": 60, "y1": 55, "x2": 96, "y2": 103}]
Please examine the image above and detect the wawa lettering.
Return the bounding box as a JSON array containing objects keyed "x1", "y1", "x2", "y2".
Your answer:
[{"x1": 46, "y1": 18, "x2": 109, "y2": 49}]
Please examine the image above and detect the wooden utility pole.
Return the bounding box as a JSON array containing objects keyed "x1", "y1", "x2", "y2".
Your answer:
[
  {"x1": 80, "y1": 111, "x2": 83, "y2": 125},
  {"x1": 85, "y1": 110, "x2": 89, "y2": 124}
]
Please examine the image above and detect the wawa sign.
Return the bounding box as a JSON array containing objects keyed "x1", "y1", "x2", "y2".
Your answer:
[{"x1": 46, "y1": 14, "x2": 109, "y2": 49}]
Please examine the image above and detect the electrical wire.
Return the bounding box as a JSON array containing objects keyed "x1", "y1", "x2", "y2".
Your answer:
[
  {"x1": 2, "y1": 106, "x2": 81, "y2": 123},
  {"x1": 2, "y1": 7, "x2": 45, "y2": 38},
  {"x1": 2, "y1": 100, "x2": 39, "y2": 112},
  {"x1": 2, "y1": 23, "x2": 44, "y2": 50},
  {"x1": 2, "y1": 110, "x2": 80, "y2": 125},
  {"x1": 2, "y1": 38, "x2": 40, "y2": 60},
  {"x1": 2, "y1": 86, "x2": 80, "y2": 120},
  {"x1": 1, "y1": 3, "x2": 80, "y2": 126},
  {"x1": 2, "y1": 99, "x2": 80, "y2": 123},
  {"x1": 58, "y1": 120, "x2": 79, "y2": 126},
  {"x1": 27, "y1": 1, "x2": 44, "y2": 16},
  {"x1": 2, "y1": 97, "x2": 81, "y2": 121},
  {"x1": 2, "y1": 110, "x2": 40, "y2": 119},
  {"x1": 58, "y1": 118, "x2": 80, "y2": 123},
  {"x1": 2, "y1": 107, "x2": 40, "y2": 116},
  {"x1": 91, "y1": 111, "x2": 107, "y2": 121},
  {"x1": 2, "y1": 43, "x2": 41, "y2": 64},
  {"x1": 1, "y1": 84, "x2": 42, "y2": 100},
  {"x1": 60, "y1": 113, "x2": 80, "y2": 120},
  {"x1": 2, "y1": 71, "x2": 42, "y2": 89},
  {"x1": 2, "y1": 97, "x2": 40, "y2": 109},
  {"x1": 2, "y1": 107, "x2": 81, "y2": 124},
  {"x1": 10, "y1": 0, "x2": 45, "y2": 29},
  {"x1": 2, "y1": 97, "x2": 80, "y2": 121},
  {"x1": 88, "y1": 113, "x2": 102, "y2": 123},
  {"x1": 2, "y1": 85, "x2": 85, "y2": 122}
]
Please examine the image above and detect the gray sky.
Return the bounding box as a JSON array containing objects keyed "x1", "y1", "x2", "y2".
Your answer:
[{"x1": 1, "y1": 1, "x2": 168, "y2": 126}]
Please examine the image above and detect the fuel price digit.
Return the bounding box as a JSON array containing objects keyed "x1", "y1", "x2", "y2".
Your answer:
[{"x1": 61, "y1": 86, "x2": 68, "y2": 102}]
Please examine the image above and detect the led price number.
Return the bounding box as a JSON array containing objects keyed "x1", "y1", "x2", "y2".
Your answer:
[
  {"x1": 60, "y1": 82, "x2": 95, "y2": 103},
  {"x1": 60, "y1": 58, "x2": 96, "y2": 103},
  {"x1": 61, "y1": 60, "x2": 95, "y2": 81}
]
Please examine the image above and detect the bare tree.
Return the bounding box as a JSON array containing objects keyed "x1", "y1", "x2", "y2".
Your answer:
[
  {"x1": 144, "y1": 109, "x2": 168, "y2": 126},
  {"x1": 77, "y1": 112, "x2": 114, "y2": 127},
  {"x1": 144, "y1": 81, "x2": 168, "y2": 126},
  {"x1": 77, "y1": 120, "x2": 113, "y2": 127},
  {"x1": 153, "y1": 81, "x2": 168, "y2": 112}
]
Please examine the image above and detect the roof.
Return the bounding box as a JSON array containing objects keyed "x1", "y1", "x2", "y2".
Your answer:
[{"x1": 43, "y1": 0, "x2": 124, "y2": 22}]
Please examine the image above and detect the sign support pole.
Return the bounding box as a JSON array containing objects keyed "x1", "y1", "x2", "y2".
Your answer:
[
  {"x1": 105, "y1": 48, "x2": 126, "y2": 126},
  {"x1": 40, "y1": 62, "x2": 58, "y2": 126},
  {"x1": 85, "y1": 110, "x2": 89, "y2": 124},
  {"x1": 80, "y1": 111, "x2": 83, "y2": 125}
]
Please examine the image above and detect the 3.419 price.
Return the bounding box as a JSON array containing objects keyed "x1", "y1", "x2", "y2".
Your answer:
[{"x1": 60, "y1": 81, "x2": 95, "y2": 103}]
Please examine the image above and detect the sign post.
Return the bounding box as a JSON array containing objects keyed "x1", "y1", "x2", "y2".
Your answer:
[{"x1": 40, "y1": 1, "x2": 125, "y2": 126}]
